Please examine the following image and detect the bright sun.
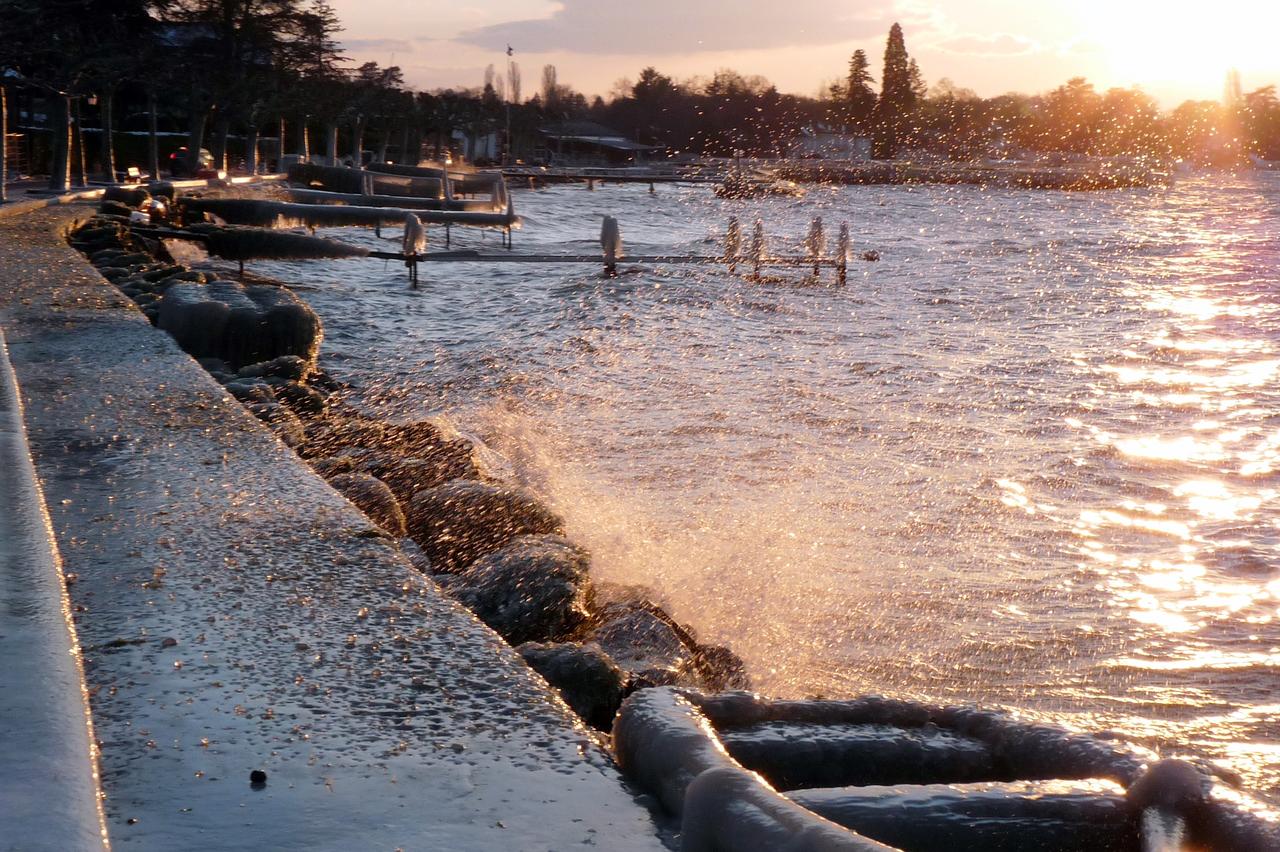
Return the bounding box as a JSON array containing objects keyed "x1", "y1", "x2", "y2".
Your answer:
[{"x1": 1073, "y1": 1, "x2": 1280, "y2": 94}]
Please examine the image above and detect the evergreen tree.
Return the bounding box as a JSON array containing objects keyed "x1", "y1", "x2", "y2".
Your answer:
[
  {"x1": 878, "y1": 24, "x2": 914, "y2": 115},
  {"x1": 908, "y1": 59, "x2": 927, "y2": 104},
  {"x1": 845, "y1": 49, "x2": 876, "y2": 127},
  {"x1": 633, "y1": 67, "x2": 677, "y2": 103},
  {"x1": 872, "y1": 22, "x2": 914, "y2": 157}
]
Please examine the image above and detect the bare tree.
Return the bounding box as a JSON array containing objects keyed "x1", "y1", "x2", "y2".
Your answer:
[
  {"x1": 542, "y1": 64, "x2": 558, "y2": 107},
  {"x1": 509, "y1": 61, "x2": 521, "y2": 104}
]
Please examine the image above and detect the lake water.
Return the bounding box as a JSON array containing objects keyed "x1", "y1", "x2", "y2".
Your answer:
[{"x1": 256, "y1": 173, "x2": 1280, "y2": 807}]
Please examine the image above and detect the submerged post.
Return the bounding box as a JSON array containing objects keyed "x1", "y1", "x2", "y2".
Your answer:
[
  {"x1": 837, "y1": 222, "x2": 850, "y2": 286},
  {"x1": 403, "y1": 213, "x2": 426, "y2": 288},
  {"x1": 750, "y1": 219, "x2": 765, "y2": 278},
  {"x1": 601, "y1": 215, "x2": 622, "y2": 277},
  {"x1": 806, "y1": 216, "x2": 826, "y2": 278},
  {"x1": 725, "y1": 216, "x2": 741, "y2": 274}
]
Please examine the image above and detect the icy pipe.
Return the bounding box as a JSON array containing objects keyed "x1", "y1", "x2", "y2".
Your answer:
[{"x1": 613, "y1": 688, "x2": 898, "y2": 851}]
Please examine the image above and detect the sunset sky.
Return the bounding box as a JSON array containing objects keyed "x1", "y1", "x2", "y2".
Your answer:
[{"x1": 329, "y1": 0, "x2": 1280, "y2": 106}]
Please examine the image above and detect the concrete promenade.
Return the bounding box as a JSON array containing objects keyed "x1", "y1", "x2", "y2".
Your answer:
[{"x1": 0, "y1": 205, "x2": 667, "y2": 850}]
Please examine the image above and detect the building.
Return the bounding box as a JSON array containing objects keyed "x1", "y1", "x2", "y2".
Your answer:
[
  {"x1": 536, "y1": 121, "x2": 663, "y2": 166},
  {"x1": 788, "y1": 127, "x2": 872, "y2": 160}
]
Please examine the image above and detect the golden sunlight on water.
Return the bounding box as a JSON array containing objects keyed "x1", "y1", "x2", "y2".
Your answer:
[{"x1": 257, "y1": 174, "x2": 1280, "y2": 806}]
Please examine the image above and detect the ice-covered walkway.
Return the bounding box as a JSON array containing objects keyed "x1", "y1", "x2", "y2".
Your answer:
[{"x1": 0, "y1": 205, "x2": 666, "y2": 851}]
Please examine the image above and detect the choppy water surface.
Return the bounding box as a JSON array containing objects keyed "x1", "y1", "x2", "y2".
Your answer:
[{"x1": 258, "y1": 174, "x2": 1280, "y2": 803}]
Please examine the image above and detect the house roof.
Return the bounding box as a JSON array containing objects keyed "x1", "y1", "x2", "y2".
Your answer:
[
  {"x1": 538, "y1": 121, "x2": 663, "y2": 150},
  {"x1": 549, "y1": 136, "x2": 662, "y2": 151}
]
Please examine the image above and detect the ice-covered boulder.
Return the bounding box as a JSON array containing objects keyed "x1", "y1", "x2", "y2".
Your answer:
[
  {"x1": 443, "y1": 534, "x2": 592, "y2": 644},
  {"x1": 157, "y1": 280, "x2": 321, "y2": 368},
  {"x1": 404, "y1": 478, "x2": 563, "y2": 572},
  {"x1": 518, "y1": 641, "x2": 627, "y2": 731},
  {"x1": 592, "y1": 609, "x2": 697, "y2": 687},
  {"x1": 325, "y1": 472, "x2": 406, "y2": 536}
]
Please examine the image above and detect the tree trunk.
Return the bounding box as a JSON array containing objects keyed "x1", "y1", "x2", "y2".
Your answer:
[
  {"x1": 212, "y1": 116, "x2": 230, "y2": 172},
  {"x1": 99, "y1": 87, "x2": 116, "y2": 182},
  {"x1": 1, "y1": 85, "x2": 7, "y2": 203},
  {"x1": 72, "y1": 97, "x2": 86, "y2": 187},
  {"x1": 147, "y1": 88, "x2": 160, "y2": 179},
  {"x1": 398, "y1": 124, "x2": 411, "y2": 164},
  {"x1": 296, "y1": 115, "x2": 309, "y2": 159},
  {"x1": 351, "y1": 115, "x2": 366, "y2": 165},
  {"x1": 185, "y1": 110, "x2": 207, "y2": 175},
  {"x1": 324, "y1": 123, "x2": 338, "y2": 164},
  {"x1": 277, "y1": 116, "x2": 286, "y2": 171},
  {"x1": 49, "y1": 95, "x2": 69, "y2": 191},
  {"x1": 244, "y1": 124, "x2": 258, "y2": 174},
  {"x1": 376, "y1": 126, "x2": 389, "y2": 164}
]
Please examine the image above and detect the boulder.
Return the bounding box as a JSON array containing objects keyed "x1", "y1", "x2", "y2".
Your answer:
[
  {"x1": 103, "y1": 185, "x2": 150, "y2": 207},
  {"x1": 310, "y1": 455, "x2": 357, "y2": 478},
  {"x1": 591, "y1": 609, "x2": 697, "y2": 687},
  {"x1": 302, "y1": 417, "x2": 386, "y2": 459},
  {"x1": 444, "y1": 535, "x2": 592, "y2": 644},
  {"x1": 517, "y1": 641, "x2": 626, "y2": 731},
  {"x1": 373, "y1": 449, "x2": 478, "y2": 504},
  {"x1": 159, "y1": 282, "x2": 230, "y2": 359},
  {"x1": 326, "y1": 472, "x2": 406, "y2": 536},
  {"x1": 245, "y1": 284, "x2": 323, "y2": 365},
  {"x1": 156, "y1": 280, "x2": 321, "y2": 368},
  {"x1": 274, "y1": 381, "x2": 327, "y2": 416},
  {"x1": 404, "y1": 478, "x2": 564, "y2": 572},
  {"x1": 237, "y1": 355, "x2": 310, "y2": 382},
  {"x1": 694, "y1": 645, "x2": 751, "y2": 691},
  {"x1": 197, "y1": 357, "x2": 231, "y2": 374},
  {"x1": 246, "y1": 402, "x2": 305, "y2": 449},
  {"x1": 224, "y1": 379, "x2": 277, "y2": 404},
  {"x1": 97, "y1": 200, "x2": 134, "y2": 217},
  {"x1": 90, "y1": 247, "x2": 126, "y2": 264}
]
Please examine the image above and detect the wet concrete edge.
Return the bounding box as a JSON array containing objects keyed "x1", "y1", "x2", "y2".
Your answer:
[
  {"x1": 0, "y1": 327, "x2": 111, "y2": 851},
  {"x1": 0, "y1": 205, "x2": 667, "y2": 851}
]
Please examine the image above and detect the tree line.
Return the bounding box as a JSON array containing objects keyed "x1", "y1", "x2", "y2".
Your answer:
[{"x1": 2, "y1": 4, "x2": 1279, "y2": 195}]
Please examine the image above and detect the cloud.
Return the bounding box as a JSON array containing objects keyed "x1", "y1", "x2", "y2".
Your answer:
[
  {"x1": 457, "y1": 1, "x2": 898, "y2": 55},
  {"x1": 935, "y1": 32, "x2": 1039, "y2": 56},
  {"x1": 341, "y1": 38, "x2": 416, "y2": 54}
]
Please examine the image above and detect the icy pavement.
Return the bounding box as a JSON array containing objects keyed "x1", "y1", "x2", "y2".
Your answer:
[
  {"x1": 0, "y1": 206, "x2": 667, "y2": 851},
  {"x1": 0, "y1": 327, "x2": 109, "y2": 851}
]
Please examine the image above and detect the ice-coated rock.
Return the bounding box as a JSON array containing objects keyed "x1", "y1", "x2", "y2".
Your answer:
[
  {"x1": 444, "y1": 534, "x2": 592, "y2": 644},
  {"x1": 405, "y1": 478, "x2": 563, "y2": 572},
  {"x1": 237, "y1": 355, "x2": 310, "y2": 381},
  {"x1": 157, "y1": 280, "x2": 321, "y2": 368},
  {"x1": 375, "y1": 452, "x2": 478, "y2": 504},
  {"x1": 274, "y1": 381, "x2": 327, "y2": 416},
  {"x1": 592, "y1": 608, "x2": 696, "y2": 687},
  {"x1": 224, "y1": 379, "x2": 276, "y2": 404},
  {"x1": 325, "y1": 472, "x2": 406, "y2": 536},
  {"x1": 518, "y1": 641, "x2": 626, "y2": 731},
  {"x1": 301, "y1": 417, "x2": 386, "y2": 459},
  {"x1": 246, "y1": 402, "x2": 305, "y2": 449}
]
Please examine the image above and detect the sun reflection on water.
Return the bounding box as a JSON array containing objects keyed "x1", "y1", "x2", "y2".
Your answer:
[{"x1": 254, "y1": 174, "x2": 1280, "y2": 807}]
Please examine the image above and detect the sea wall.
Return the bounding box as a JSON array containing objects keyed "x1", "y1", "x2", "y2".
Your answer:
[
  {"x1": 0, "y1": 203, "x2": 668, "y2": 851},
  {"x1": 66, "y1": 197, "x2": 752, "y2": 740}
]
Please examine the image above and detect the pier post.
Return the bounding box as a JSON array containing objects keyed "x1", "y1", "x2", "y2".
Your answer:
[
  {"x1": 837, "y1": 223, "x2": 850, "y2": 286},
  {"x1": 601, "y1": 215, "x2": 622, "y2": 277},
  {"x1": 750, "y1": 219, "x2": 765, "y2": 278},
  {"x1": 725, "y1": 216, "x2": 741, "y2": 274},
  {"x1": 807, "y1": 217, "x2": 825, "y2": 278}
]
